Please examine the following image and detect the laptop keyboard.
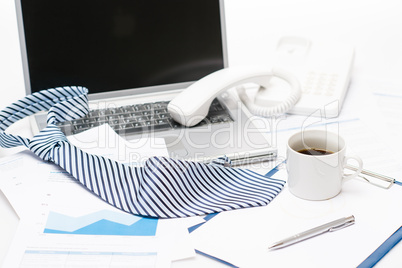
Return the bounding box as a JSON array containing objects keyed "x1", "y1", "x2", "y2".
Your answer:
[{"x1": 57, "y1": 98, "x2": 233, "y2": 135}]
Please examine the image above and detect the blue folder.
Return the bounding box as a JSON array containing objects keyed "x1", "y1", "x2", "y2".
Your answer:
[{"x1": 358, "y1": 226, "x2": 402, "y2": 268}]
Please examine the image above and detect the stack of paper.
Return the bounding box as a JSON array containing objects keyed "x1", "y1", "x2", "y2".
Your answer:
[{"x1": 0, "y1": 125, "x2": 202, "y2": 268}]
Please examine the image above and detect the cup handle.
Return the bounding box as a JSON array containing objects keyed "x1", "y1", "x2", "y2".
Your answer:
[{"x1": 343, "y1": 155, "x2": 363, "y2": 181}]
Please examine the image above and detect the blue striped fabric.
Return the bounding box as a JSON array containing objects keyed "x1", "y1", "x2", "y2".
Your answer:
[{"x1": 0, "y1": 86, "x2": 285, "y2": 218}]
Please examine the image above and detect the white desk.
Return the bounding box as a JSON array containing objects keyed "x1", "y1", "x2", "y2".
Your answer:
[{"x1": 1, "y1": 0, "x2": 402, "y2": 267}]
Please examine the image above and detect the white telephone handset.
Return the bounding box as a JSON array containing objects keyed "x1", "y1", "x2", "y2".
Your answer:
[
  {"x1": 168, "y1": 37, "x2": 354, "y2": 126},
  {"x1": 168, "y1": 66, "x2": 301, "y2": 127}
]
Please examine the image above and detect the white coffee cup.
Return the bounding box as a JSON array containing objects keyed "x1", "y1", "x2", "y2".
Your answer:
[{"x1": 286, "y1": 130, "x2": 363, "y2": 200}]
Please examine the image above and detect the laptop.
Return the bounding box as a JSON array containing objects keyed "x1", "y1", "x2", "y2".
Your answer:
[{"x1": 15, "y1": 0, "x2": 277, "y2": 166}]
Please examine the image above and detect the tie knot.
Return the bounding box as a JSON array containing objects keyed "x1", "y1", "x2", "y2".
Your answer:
[{"x1": 29, "y1": 125, "x2": 68, "y2": 161}]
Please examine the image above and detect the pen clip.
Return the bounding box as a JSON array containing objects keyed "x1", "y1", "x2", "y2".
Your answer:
[{"x1": 328, "y1": 215, "x2": 355, "y2": 232}]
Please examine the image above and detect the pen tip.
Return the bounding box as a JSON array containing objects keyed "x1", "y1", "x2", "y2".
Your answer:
[{"x1": 268, "y1": 243, "x2": 281, "y2": 250}]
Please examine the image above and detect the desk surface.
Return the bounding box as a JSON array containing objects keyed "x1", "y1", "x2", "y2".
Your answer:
[{"x1": 1, "y1": 0, "x2": 402, "y2": 267}]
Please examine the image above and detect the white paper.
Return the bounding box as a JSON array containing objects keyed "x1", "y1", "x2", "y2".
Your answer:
[
  {"x1": 2, "y1": 176, "x2": 196, "y2": 268},
  {"x1": 0, "y1": 125, "x2": 196, "y2": 268},
  {"x1": 189, "y1": 179, "x2": 402, "y2": 268},
  {"x1": 68, "y1": 124, "x2": 169, "y2": 166}
]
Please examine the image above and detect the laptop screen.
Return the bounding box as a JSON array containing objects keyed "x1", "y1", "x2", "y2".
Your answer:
[{"x1": 17, "y1": 0, "x2": 226, "y2": 98}]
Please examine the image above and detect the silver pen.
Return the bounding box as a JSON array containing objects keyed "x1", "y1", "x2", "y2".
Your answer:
[{"x1": 268, "y1": 215, "x2": 355, "y2": 250}]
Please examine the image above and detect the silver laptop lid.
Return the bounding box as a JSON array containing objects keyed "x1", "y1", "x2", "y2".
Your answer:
[{"x1": 15, "y1": 0, "x2": 228, "y2": 100}]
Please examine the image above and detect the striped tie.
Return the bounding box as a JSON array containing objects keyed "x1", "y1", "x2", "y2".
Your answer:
[{"x1": 0, "y1": 86, "x2": 285, "y2": 218}]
